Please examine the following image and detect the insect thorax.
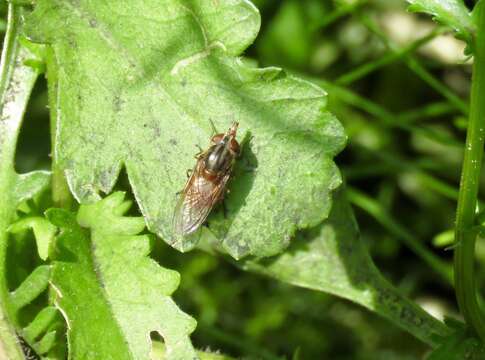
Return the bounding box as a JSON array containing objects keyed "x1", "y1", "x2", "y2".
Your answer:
[{"x1": 204, "y1": 143, "x2": 232, "y2": 173}]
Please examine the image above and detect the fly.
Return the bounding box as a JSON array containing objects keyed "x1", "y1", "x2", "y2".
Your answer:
[{"x1": 173, "y1": 122, "x2": 241, "y2": 236}]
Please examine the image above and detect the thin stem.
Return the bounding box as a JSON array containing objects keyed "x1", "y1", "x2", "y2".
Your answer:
[
  {"x1": 360, "y1": 15, "x2": 469, "y2": 116},
  {"x1": 320, "y1": 79, "x2": 463, "y2": 148},
  {"x1": 347, "y1": 146, "x2": 465, "y2": 203},
  {"x1": 454, "y1": 2, "x2": 485, "y2": 341},
  {"x1": 406, "y1": 57, "x2": 469, "y2": 116},
  {"x1": 296, "y1": 70, "x2": 464, "y2": 148},
  {"x1": 396, "y1": 101, "x2": 457, "y2": 124},
  {"x1": 310, "y1": 1, "x2": 363, "y2": 32},
  {"x1": 0, "y1": 4, "x2": 40, "y2": 359},
  {"x1": 336, "y1": 27, "x2": 447, "y2": 86},
  {"x1": 45, "y1": 47, "x2": 73, "y2": 209},
  {"x1": 347, "y1": 187, "x2": 453, "y2": 284}
]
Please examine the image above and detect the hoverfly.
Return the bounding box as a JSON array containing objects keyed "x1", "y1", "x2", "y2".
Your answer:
[{"x1": 173, "y1": 122, "x2": 241, "y2": 236}]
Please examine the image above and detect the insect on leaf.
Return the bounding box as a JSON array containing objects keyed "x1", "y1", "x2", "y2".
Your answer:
[{"x1": 25, "y1": 0, "x2": 346, "y2": 259}]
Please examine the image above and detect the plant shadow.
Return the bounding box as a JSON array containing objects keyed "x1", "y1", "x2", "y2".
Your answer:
[{"x1": 206, "y1": 131, "x2": 257, "y2": 239}]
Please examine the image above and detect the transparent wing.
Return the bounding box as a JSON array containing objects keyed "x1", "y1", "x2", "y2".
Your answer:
[{"x1": 173, "y1": 160, "x2": 230, "y2": 236}]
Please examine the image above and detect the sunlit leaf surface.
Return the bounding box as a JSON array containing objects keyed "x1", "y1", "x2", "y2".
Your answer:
[
  {"x1": 25, "y1": 0, "x2": 345, "y2": 259},
  {"x1": 46, "y1": 193, "x2": 197, "y2": 360},
  {"x1": 407, "y1": 0, "x2": 475, "y2": 45}
]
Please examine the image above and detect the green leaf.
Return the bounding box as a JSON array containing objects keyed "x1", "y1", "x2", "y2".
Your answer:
[
  {"x1": 426, "y1": 320, "x2": 485, "y2": 359},
  {"x1": 36, "y1": 330, "x2": 58, "y2": 355},
  {"x1": 9, "y1": 265, "x2": 50, "y2": 312},
  {"x1": 25, "y1": 0, "x2": 346, "y2": 259},
  {"x1": 7, "y1": 261, "x2": 63, "y2": 358},
  {"x1": 13, "y1": 170, "x2": 50, "y2": 205},
  {"x1": 46, "y1": 192, "x2": 197, "y2": 360},
  {"x1": 8, "y1": 216, "x2": 56, "y2": 260},
  {"x1": 6, "y1": 193, "x2": 67, "y2": 359},
  {"x1": 243, "y1": 188, "x2": 451, "y2": 346},
  {"x1": 151, "y1": 340, "x2": 235, "y2": 360},
  {"x1": 0, "y1": 4, "x2": 45, "y2": 358},
  {"x1": 407, "y1": 0, "x2": 475, "y2": 45},
  {"x1": 472, "y1": 0, "x2": 484, "y2": 23},
  {"x1": 23, "y1": 306, "x2": 60, "y2": 343}
]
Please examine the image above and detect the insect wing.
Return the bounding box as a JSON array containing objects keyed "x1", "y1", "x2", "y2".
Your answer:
[{"x1": 173, "y1": 161, "x2": 230, "y2": 236}]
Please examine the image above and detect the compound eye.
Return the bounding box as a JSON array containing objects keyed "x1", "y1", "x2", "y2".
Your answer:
[
  {"x1": 211, "y1": 133, "x2": 224, "y2": 144},
  {"x1": 230, "y1": 138, "x2": 240, "y2": 155}
]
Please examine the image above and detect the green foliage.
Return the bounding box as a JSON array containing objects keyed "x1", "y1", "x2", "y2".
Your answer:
[
  {"x1": 14, "y1": 171, "x2": 50, "y2": 205},
  {"x1": 5, "y1": 176, "x2": 66, "y2": 359},
  {"x1": 5, "y1": 177, "x2": 66, "y2": 359},
  {"x1": 9, "y1": 264, "x2": 66, "y2": 359},
  {"x1": 0, "y1": 4, "x2": 55, "y2": 358},
  {"x1": 427, "y1": 336, "x2": 485, "y2": 359},
  {"x1": 451, "y1": 0, "x2": 485, "y2": 344},
  {"x1": 46, "y1": 192, "x2": 197, "y2": 360},
  {"x1": 256, "y1": 0, "x2": 326, "y2": 70},
  {"x1": 407, "y1": 0, "x2": 475, "y2": 45},
  {"x1": 245, "y1": 188, "x2": 450, "y2": 346},
  {"x1": 1, "y1": 0, "x2": 485, "y2": 358},
  {"x1": 24, "y1": 0, "x2": 345, "y2": 259},
  {"x1": 151, "y1": 340, "x2": 235, "y2": 360},
  {"x1": 8, "y1": 216, "x2": 56, "y2": 260},
  {"x1": 426, "y1": 319, "x2": 485, "y2": 360}
]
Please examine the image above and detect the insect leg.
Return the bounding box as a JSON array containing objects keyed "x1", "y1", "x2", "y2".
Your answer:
[
  {"x1": 194, "y1": 144, "x2": 204, "y2": 158},
  {"x1": 208, "y1": 118, "x2": 218, "y2": 136},
  {"x1": 186, "y1": 168, "x2": 193, "y2": 178}
]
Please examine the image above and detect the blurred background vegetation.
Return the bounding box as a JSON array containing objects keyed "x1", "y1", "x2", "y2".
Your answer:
[{"x1": 6, "y1": 0, "x2": 480, "y2": 358}]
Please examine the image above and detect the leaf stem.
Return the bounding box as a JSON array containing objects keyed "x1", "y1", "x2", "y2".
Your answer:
[
  {"x1": 347, "y1": 187, "x2": 453, "y2": 284},
  {"x1": 310, "y1": 1, "x2": 363, "y2": 32},
  {"x1": 319, "y1": 79, "x2": 462, "y2": 148},
  {"x1": 454, "y1": 3, "x2": 485, "y2": 341},
  {"x1": 45, "y1": 46, "x2": 73, "y2": 209},
  {"x1": 336, "y1": 27, "x2": 447, "y2": 86},
  {"x1": 360, "y1": 15, "x2": 469, "y2": 115},
  {"x1": 0, "y1": 4, "x2": 40, "y2": 359}
]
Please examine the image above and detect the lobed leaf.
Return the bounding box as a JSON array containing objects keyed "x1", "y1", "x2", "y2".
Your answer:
[
  {"x1": 9, "y1": 265, "x2": 50, "y2": 312},
  {"x1": 46, "y1": 192, "x2": 197, "y2": 360},
  {"x1": 25, "y1": 0, "x2": 346, "y2": 259},
  {"x1": 0, "y1": 4, "x2": 57, "y2": 358},
  {"x1": 407, "y1": 0, "x2": 475, "y2": 45},
  {"x1": 8, "y1": 216, "x2": 56, "y2": 260},
  {"x1": 6, "y1": 181, "x2": 66, "y2": 359},
  {"x1": 23, "y1": 306, "x2": 60, "y2": 343},
  {"x1": 13, "y1": 170, "x2": 50, "y2": 205}
]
